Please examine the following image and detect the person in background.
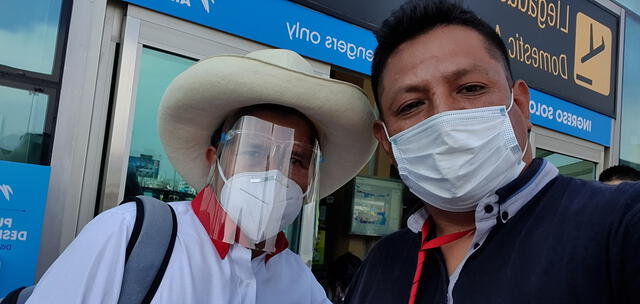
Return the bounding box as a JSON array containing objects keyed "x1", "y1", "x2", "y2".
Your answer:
[
  {"x1": 599, "y1": 165, "x2": 640, "y2": 185},
  {"x1": 327, "y1": 252, "x2": 362, "y2": 303}
]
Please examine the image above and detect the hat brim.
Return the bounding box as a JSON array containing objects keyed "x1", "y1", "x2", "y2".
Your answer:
[{"x1": 158, "y1": 55, "x2": 377, "y2": 198}]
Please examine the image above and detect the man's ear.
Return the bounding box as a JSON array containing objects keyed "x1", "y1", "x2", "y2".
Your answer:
[
  {"x1": 372, "y1": 120, "x2": 396, "y2": 166},
  {"x1": 512, "y1": 79, "x2": 532, "y2": 131},
  {"x1": 205, "y1": 146, "x2": 217, "y2": 166}
]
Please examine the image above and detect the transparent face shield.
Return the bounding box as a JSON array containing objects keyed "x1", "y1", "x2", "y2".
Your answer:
[{"x1": 196, "y1": 115, "x2": 321, "y2": 253}]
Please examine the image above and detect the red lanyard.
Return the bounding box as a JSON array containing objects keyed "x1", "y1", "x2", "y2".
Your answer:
[{"x1": 408, "y1": 220, "x2": 475, "y2": 304}]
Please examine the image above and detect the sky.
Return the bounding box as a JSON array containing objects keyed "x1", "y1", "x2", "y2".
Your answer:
[
  {"x1": 620, "y1": 14, "x2": 640, "y2": 165},
  {"x1": 0, "y1": 0, "x2": 62, "y2": 74}
]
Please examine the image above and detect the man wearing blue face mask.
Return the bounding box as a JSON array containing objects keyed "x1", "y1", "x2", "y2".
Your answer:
[{"x1": 344, "y1": 1, "x2": 640, "y2": 304}]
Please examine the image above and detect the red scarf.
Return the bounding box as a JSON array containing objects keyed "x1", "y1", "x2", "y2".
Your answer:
[{"x1": 190, "y1": 186, "x2": 289, "y2": 263}]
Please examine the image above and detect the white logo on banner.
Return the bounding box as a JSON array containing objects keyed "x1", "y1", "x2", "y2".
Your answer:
[
  {"x1": 0, "y1": 184, "x2": 13, "y2": 201},
  {"x1": 201, "y1": 0, "x2": 215, "y2": 13}
]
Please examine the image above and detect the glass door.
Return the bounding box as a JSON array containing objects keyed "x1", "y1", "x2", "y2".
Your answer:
[
  {"x1": 125, "y1": 48, "x2": 196, "y2": 201},
  {"x1": 531, "y1": 126, "x2": 605, "y2": 180},
  {"x1": 536, "y1": 149, "x2": 597, "y2": 180}
]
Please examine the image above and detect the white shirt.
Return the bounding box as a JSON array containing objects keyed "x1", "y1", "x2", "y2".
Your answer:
[{"x1": 27, "y1": 201, "x2": 330, "y2": 304}]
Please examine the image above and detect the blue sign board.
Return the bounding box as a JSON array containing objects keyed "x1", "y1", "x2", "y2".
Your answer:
[
  {"x1": 529, "y1": 88, "x2": 612, "y2": 146},
  {"x1": 123, "y1": 0, "x2": 613, "y2": 146},
  {"x1": 0, "y1": 161, "x2": 50, "y2": 297},
  {"x1": 123, "y1": 0, "x2": 377, "y2": 75}
]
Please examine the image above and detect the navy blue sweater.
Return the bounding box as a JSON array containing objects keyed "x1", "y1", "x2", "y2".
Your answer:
[{"x1": 345, "y1": 160, "x2": 640, "y2": 303}]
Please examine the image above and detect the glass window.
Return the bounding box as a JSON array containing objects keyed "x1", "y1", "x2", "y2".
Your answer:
[
  {"x1": 127, "y1": 48, "x2": 196, "y2": 201},
  {"x1": 0, "y1": 0, "x2": 63, "y2": 74},
  {"x1": 615, "y1": 1, "x2": 640, "y2": 15},
  {"x1": 536, "y1": 149, "x2": 596, "y2": 180},
  {"x1": 620, "y1": 13, "x2": 640, "y2": 171},
  {"x1": 0, "y1": 85, "x2": 49, "y2": 164}
]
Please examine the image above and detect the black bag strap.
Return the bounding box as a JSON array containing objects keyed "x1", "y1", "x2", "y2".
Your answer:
[
  {"x1": 15, "y1": 286, "x2": 33, "y2": 304},
  {"x1": 118, "y1": 196, "x2": 177, "y2": 304},
  {"x1": 0, "y1": 279, "x2": 34, "y2": 304},
  {"x1": 122, "y1": 197, "x2": 145, "y2": 263},
  {"x1": 0, "y1": 287, "x2": 23, "y2": 304},
  {"x1": 1, "y1": 286, "x2": 23, "y2": 304}
]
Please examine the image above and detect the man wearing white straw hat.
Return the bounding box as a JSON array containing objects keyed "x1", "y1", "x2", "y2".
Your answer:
[{"x1": 19, "y1": 49, "x2": 377, "y2": 304}]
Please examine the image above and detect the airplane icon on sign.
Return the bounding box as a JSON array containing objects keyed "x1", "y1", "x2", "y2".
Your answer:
[
  {"x1": 581, "y1": 24, "x2": 605, "y2": 63},
  {"x1": 573, "y1": 12, "x2": 612, "y2": 96},
  {"x1": 576, "y1": 23, "x2": 606, "y2": 85}
]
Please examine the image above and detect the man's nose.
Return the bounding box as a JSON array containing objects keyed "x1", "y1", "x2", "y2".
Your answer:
[{"x1": 430, "y1": 93, "x2": 459, "y2": 115}]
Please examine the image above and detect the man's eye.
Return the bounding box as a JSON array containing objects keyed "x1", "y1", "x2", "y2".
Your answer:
[
  {"x1": 398, "y1": 100, "x2": 424, "y2": 114},
  {"x1": 458, "y1": 84, "x2": 486, "y2": 95},
  {"x1": 290, "y1": 157, "x2": 309, "y2": 169}
]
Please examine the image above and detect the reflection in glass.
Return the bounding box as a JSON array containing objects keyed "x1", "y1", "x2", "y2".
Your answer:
[
  {"x1": 0, "y1": 85, "x2": 49, "y2": 164},
  {"x1": 128, "y1": 48, "x2": 195, "y2": 202},
  {"x1": 620, "y1": 14, "x2": 640, "y2": 171},
  {"x1": 536, "y1": 149, "x2": 596, "y2": 180},
  {"x1": 616, "y1": 1, "x2": 640, "y2": 15},
  {"x1": 0, "y1": 0, "x2": 63, "y2": 74}
]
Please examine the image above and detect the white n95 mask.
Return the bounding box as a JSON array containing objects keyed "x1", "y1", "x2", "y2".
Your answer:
[
  {"x1": 218, "y1": 164, "x2": 304, "y2": 244},
  {"x1": 385, "y1": 96, "x2": 527, "y2": 212}
]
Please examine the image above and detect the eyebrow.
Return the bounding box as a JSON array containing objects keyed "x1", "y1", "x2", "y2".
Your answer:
[
  {"x1": 444, "y1": 64, "x2": 490, "y2": 83},
  {"x1": 292, "y1": 142, "x2": 314, "y2": 154}
]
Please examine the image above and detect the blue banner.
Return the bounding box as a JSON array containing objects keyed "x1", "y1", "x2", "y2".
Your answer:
[
  {"x1": 529, "y1": 89, "x2": 612, "y2": 146},
  {"x1": 122, "y1": 0, "x2": 613, "y2": 146},
  {"x1": 0, "y1": 161, "x2": 50, "y2": 296},
  {"x1": 123, "y1": 0, "x2": 377, "y2": 75}
]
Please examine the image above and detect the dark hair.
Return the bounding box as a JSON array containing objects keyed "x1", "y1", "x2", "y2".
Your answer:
[
  {"x1": 329, "y1": 252, "x2": 362, "y2": 291},
  {"x1": 210, "y1": 104, "x2": 320, "y2": 147},
  {"x1": 598, "y1": 165, "x2": 640, "y2": 183},
  {"x1": 371, "y1": 0, "x2": 513, "y2": 115}
]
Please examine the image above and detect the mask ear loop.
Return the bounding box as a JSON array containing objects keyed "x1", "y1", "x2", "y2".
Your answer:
[
  {"x1": 382, "y1": 123, "x2": 392, "y2": 141},
  {"x1": 521, "y1": 136, "x2": 529, "y2": 159},
  {"x1": 216, "y1": 160, "x2": 228, "y2": 184},
  {"x1": 216, "y1": 132, "x2": 230, "y2": 184},
  {"x1": 506, "y1": 91, "x2": 515, "y2": 112},
  {"x1": 507, "y1": 91, "x2": 530, "y2": 159}
]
